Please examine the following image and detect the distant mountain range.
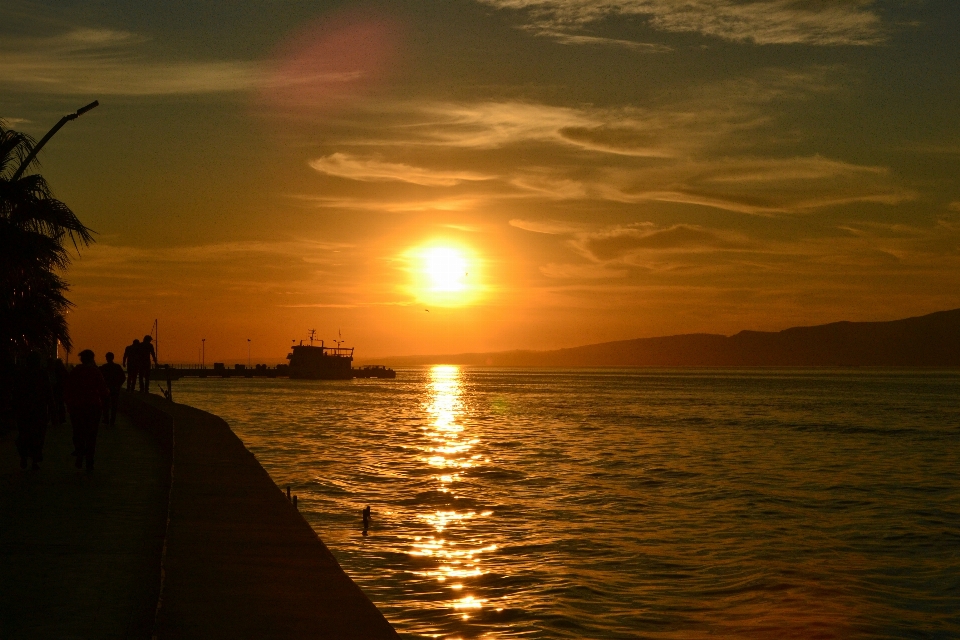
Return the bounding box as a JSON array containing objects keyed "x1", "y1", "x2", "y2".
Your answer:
[{"x1": 372, "y1": 309, "x2": 960, "y2": 367}]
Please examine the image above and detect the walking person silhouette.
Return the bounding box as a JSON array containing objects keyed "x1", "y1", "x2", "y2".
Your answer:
[
  {"x1": 138, "y1": 335, "x2": 157, "y2": 393},
  {"x1": 123, "y1": 339, "x2": 140, "y2": 392},
  {"x1": 99, "y1": 352, "x2": 125, "y2": 426},
  {"x1": 64, "y1": 350, "x2": 109, "y2": 473}
]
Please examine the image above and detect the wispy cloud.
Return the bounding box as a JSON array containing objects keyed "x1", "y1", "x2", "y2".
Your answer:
[
  {"x1": 73, "y1": 239, "x2": 349, "y2": 273},
  {"x1": 517, "y1": 215, "x2": 960, "y2": 284},
  {"x1": 0, "y1": 28, "x2": 262, "y2": 95},
  {"x1": 351, "y1": 67, "x2": 836, "y2": 157},
  {"x1": 355, "y1": 99, "x2": 734, "y2": 156},
  {"x1": 397, "y1": 101, "x2": 598, "y2": 149},
  {"x1": 514, "y1": 221, "x2": 760, "y2": 279},
  {"x1": 525, "y1": 220, "x2": 750, "y2": 263},
  {"x1": 286, "y1": 65, "x2": 907, "y2": 220},
  {"x1": 509, "y1": 174, "x2": 590, "y2": 199},
  {"x1": 574, "y1": 224, "x2": 748, "y2": 261},
  {"x1": 308, "y1": 153, "x2": 495, "y2": 186},
  {"x1": 284, "y1": 75, "x2": 909, "y2": 223},
  {"x1": 535, "y1": 29, "x2": 671, "y2": 51},
  {"x1": 938, "y1": 210, "x2": 960, "y2": 232},
  {"x1": 539, "y1": 263, "x2": 628, "y2": 279},
  {"x1": 480, "y1": 0, "x2": 886, "y2": 46},
  {"x1": 292, "y1": 194, "x2": 488, "y2": 213},
  {"x1": 508, "y1": 156, "x2": 913, "y2": 215},
  {"x1": 509, "y1": 219, "x2": 588, "y2": 234}
]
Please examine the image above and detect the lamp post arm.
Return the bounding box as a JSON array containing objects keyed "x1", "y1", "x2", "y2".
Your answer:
[
  {"x1": 11, "y1": 115, "x2": 72, "y2": 181},
  {"x1": 11, "y1": 100, "x2": 99, "y2": 181}
]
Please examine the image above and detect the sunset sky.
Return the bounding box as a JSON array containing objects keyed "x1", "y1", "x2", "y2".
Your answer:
[{"x1": 3, "y1": 0, "x2": 959, "y2": 363}]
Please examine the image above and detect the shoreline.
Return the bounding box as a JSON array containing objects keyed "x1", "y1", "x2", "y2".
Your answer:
[{"x1": 124, "y1": 392, "x2": 398, "y2": 639}]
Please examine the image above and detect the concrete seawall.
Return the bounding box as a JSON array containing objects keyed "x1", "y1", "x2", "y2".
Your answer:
[{"x1": 123, "y1": 393, "x2": 398, "y2": 639}]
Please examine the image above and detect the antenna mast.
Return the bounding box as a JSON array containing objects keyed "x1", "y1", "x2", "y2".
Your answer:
[{"x1": 153, "y1": 318, "x2": 159, "y2": 364}]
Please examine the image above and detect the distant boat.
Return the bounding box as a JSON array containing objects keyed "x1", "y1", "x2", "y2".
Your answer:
[
  {"x1": 284, "y1": 330, "x2": 396, "y2": 380},
  {"x1": 285, "y1": 330, "x2": 354, "y2": 380}
]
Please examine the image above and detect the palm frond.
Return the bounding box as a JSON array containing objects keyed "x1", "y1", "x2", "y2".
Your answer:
[
  {"x1": 0, "y1": 120, "x2": 93, "y2": 358},
  {"x1": 0, "y1": 124, "x2": 39, "y2": 179}
]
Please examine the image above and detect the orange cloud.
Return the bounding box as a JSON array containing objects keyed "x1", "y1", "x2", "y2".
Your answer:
[
  {"x1": 309, "y1": 153, "x2": 495, "y2": 186},
  {"x1": 481, "y1": 0, "x2": 885, "y2": 46},
  {"x1": 0, "y1": 29, "x2": 262, "y2": 95}
]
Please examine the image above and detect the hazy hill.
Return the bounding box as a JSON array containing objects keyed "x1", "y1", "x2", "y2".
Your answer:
[{"x1": 371, "y1": 309, "x2": 960, "y2": 367}]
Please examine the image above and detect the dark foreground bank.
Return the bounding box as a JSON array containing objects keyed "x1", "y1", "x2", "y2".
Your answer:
[
  {"x1": 0, "y1": 399, "x2": 167, "y2": 638},
  {"x1": 0, "y1": 391, "x2": 397, "y2": 639}
]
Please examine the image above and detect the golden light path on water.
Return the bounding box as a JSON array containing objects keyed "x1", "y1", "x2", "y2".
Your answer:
[
  {"x1": 172, "y1": 369, "x2": 960, "y2": 639},
  {"x1": 412, "y1": 365, "x2": 498, "y2": 622}
]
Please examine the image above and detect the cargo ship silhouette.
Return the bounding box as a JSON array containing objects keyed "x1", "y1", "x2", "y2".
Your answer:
[
  {"x1": 286, "y1": 330, "x2": 355, "y2": 380},
  {"x1": 286, "y1": 330, "x2": 396, "y2": 379}
]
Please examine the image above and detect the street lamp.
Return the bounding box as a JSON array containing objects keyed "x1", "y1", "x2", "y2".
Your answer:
[
  {"x1": 12, "y1": 100, "x2": 100, "y2": 181},
  {"x1": 202, "y1": 338, "x2": 205, "y2": 368},
  {"x1": 247, "y1": 339, "x2": 251, "y2": 367}
]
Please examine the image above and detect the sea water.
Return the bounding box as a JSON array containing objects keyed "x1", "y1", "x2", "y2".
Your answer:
[{"x1": 173, "y1": 368, "x2": 960, "y2": 639}]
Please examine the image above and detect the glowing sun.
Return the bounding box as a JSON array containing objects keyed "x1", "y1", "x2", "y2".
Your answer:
[
  {"x1": 425, "y1": 247, "x2": 468, "y2": 292},
  {"x1": 406, "y1": 244, "x2": 482, "y2": 307}
]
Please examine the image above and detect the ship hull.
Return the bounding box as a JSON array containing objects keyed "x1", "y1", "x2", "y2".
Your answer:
[
  {"x1": 286, "y1": 344, "x2": 354, "y2": 380},
  {"x1": 288, "y1": 369, "x2": 354, "y2": 380}
]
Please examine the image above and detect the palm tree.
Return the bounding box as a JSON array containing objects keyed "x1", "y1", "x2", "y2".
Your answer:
[{"x1": 0, "y1": 120, "x2": 93, "y2": 360}]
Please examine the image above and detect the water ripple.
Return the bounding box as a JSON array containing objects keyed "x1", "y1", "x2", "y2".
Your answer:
[{"x1": 175, "y1": 367, "x2": 960, "y2": 639}]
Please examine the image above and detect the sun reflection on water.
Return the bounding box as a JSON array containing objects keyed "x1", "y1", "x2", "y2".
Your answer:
[
  {"x1": 174, "y1": 371, "x2": 960, "y2": 639},
  {"x1": 412, "y1": 365, "x2": 496, "y2": 625}
]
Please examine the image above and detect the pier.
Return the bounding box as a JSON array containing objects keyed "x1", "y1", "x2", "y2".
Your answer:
[
  {"x1": 149, "y1": 364, "x2": 396, "y2": 380},
  {"x1": 151, "y1": 363, "x2": 285, "y2": 380}
]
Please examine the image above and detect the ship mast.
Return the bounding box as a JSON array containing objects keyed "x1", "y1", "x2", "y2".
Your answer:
[{"x1": 308, "y1": 329, "x2": 317, "y2": 346}]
